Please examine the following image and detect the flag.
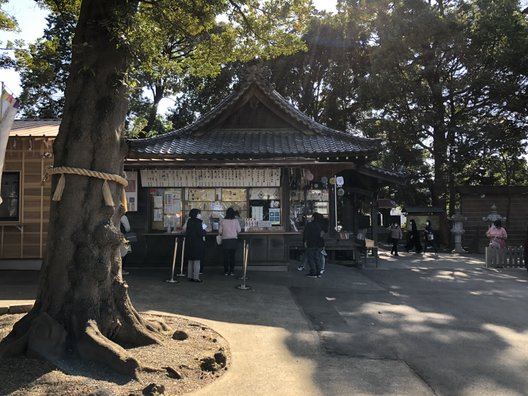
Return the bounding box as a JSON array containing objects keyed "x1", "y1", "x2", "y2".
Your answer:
[{"x1": 0, "y1": 89, "x2": 20, "y2": 205}]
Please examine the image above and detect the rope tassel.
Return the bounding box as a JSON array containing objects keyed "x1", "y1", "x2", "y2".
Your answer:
[
  {"x1": 102, "y1": 180, "x2": 114, "y2": 207},
  {"x1": 122, "y1": 188, "x2": 128, "y2": 212},
  {"x1": 52, "y1": 174, "x2": 66, "y2": 201}
]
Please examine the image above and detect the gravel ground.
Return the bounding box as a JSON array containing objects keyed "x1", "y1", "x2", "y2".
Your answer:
[{"x1": 0, "y1": 313, "x2": 230, "y2": 395}]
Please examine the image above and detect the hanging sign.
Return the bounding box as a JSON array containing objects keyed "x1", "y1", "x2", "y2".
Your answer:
[
  {"x1": 125, "y1": 171, "x2": 138, "y2": 212},
  {"x1": 140, "y1": 168, "x2": 281, "y2": 187}
]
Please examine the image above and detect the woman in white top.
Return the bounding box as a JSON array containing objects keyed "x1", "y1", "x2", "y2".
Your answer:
[{"x1": 219, "y1": 207, "x2": 241, "y2": 276}]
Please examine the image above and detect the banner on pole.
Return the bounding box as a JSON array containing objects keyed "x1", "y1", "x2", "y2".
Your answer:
[{"x1": 0, "y1": 89, "x2": 20, "y2": 205}]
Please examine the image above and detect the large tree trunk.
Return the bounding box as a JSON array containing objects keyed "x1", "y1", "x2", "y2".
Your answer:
[
  {"x1": 427, "y1": 70, "x2": 450, "y2": 247},
  {"x1": 0, "y1": 0, "x2": 168, "y2": 377}
]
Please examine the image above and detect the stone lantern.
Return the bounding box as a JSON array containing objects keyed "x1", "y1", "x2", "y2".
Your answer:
[
  {"x1": 482, "y1": 204, "x2": 506, "y2": 226},
  {"x1": 449, "y1": 209, "x2": 467, "y2": 253}
]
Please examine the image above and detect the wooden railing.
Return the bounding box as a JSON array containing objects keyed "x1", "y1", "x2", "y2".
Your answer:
[{"x1": 485, "y1": 246, "x2": 525, "y2": 268}]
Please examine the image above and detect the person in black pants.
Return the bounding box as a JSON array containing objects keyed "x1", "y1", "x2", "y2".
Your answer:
[
  {"x1": 405, "y1": 219, "x2": 422, "y2": 253},
  {"x1": 303, "y1": 213, "x2": 323, "y2": 278},
  {"x1": 388, "y1": 223, "x2": 402, "y2": 256},
  {"x1": 219, "y1": 207, "x2": 241, "y2": 276},
  {"x1": 312, "y1": 212, "x2": 329, "y2": 275},
  {"x1": 185, "y1": 208, "x2": 206, "y2": 282},
  {"x1": 423, "y1": 220, "x2": 438, "y2": 253},
  {"x1": 524, "y1": 229, "x2": 528, "y2": 270}
]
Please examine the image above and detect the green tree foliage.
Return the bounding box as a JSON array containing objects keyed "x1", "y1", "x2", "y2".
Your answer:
[
  {"x1": 454, "y1": 0, "x2": 528, "y2": 186},
  {"x1": 266, "y1": 9, "x2": 370, "y2": 132},
  {"x1": 15, "y1": 8, "x2": 76, "y2": 118},
  {"x1": 166, "y1": 63, "x2": 243, "y2": 130},
  {"x1": 268, "y1": 0, "x2": 528, "y2": 206},
  {"x1": 0, "y1": 0, "x2": 19, "y2": 69},
  {"x1": 15, "y1": 0, "x2": 312, "y2": 134}
]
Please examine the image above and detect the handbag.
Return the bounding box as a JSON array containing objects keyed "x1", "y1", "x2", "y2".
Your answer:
[
  {"x1": 216, "y1": 235, "x2": 222, "y2": 245},
  {"x1": 125, "y1": 232, "x2": 138, "y2": 243},
  {"x1": 427, "y1": 233, "x2": 434, "y2": 241}
]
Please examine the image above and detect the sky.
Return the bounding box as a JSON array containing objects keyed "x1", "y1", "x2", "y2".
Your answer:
[{"x1": 0, "y1": 0, "x2": 48, "y2": 95}]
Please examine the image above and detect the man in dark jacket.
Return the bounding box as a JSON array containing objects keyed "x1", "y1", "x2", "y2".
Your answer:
[
  {"x1": 303, "y1": 213, "x2": 323, "y2": 278},
  {"x1": 185, "y1": 208, "x2": 207, "y2": 282},
  {"x1": 524, "y1": 229, "x2": 528, "y2": 270},
  {"x1": 312, "y1": 212, "x2": 329, "y2": 274}
]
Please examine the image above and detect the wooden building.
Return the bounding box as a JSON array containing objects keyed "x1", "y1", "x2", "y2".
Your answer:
[
  {"x1": 0, "y1": 120, "x2": 58, "y2": 267},
  {"x1": 125, "y1": 70, "x2": 404, "y2": 268}
]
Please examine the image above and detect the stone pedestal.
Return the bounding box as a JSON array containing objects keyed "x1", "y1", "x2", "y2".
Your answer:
[{"x1": 449, "y1": 210, "x2": 467, "y2": 254}]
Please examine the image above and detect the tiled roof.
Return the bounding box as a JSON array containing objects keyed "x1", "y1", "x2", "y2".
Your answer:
[
  {"x1": 403, "y1": 206, "x2": 444, "y2": 214},
  {"x1": 130, "y1": 128, "x2": 377, "y2": 159},
  {"x1": 129, "y1": 72, "x2": 380, "y2": 159},
  {"x1": 9, "y1": 120, "x2": 60, "y2": 137},
  {"x1": 357, "y1": 164, "x2": 407, "y2": 184}
]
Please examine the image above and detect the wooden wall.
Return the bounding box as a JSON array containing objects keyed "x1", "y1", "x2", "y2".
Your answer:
[
  {"x1": 458, "y1": 186, "x2": 528, "y2": 253},
  {"x1": 1, "y1": 137, "x2": 53, "y2": 259}
]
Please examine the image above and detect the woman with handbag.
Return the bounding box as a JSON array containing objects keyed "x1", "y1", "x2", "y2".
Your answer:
[
  {"x1": 486, "y1": 220, "x2": 508, "y2": 249},
  {"x1": 423, "y1": 220, "x2": 438, "y2": 253},
  {"x1": 219, "y1": 207, "x2": 241, "y2": 276}
]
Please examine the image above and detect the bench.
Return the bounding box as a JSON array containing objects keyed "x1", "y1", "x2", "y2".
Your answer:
[
  {"x1": 361, "y1": 238, "x2": 379, "y2": 268},
  {"x1": 288, "y1": 236, "x2": 360, "y2": 264}
]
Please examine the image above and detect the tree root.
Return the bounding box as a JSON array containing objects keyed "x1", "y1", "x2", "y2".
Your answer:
[
  {"x1": 111, "y1": 281, "x2": 170, "y2": 347},
  {"x1": 77, "y1": 319, "x2": 142, "y2": 379},
  {"x1": 1, "y1": 275, "x2": 172, "y2": 378},
  {"x1": 0, "y1": 312, "x2": 66, "y2": 363},
  {"x1": 1, "y1": 313, "x2": 168, "y2": 379}
]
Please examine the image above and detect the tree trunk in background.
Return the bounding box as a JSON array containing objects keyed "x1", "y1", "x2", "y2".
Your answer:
[
  {"x1": 0, "y1": 0, "x2": 167, "y2": 377},
  {"x1": 144, "y1": 84, "x2": 165, "y2": 135}
]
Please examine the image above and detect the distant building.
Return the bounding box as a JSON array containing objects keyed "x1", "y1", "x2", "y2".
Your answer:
[{"x1": 457, "y1": 186, "x2": 528, "y2": 253}]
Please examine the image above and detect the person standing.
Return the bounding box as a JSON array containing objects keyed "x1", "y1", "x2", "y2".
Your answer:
[
  {"x1": 405, "y1": 219, "x2": 422, "y2": 253},
  {"x1": 219, "y1": 207, "x2": 241, "y2": 276},
  {"x1": 185, "y1": 208, "x2": 206, "y2": 283},
  {"x1": 312, "y1": 212, "x2": 328, "y2": 275},
  {"x1": 486, "y1": 219, "x2": 508, "y2": 249},
  {"x1": 303, "y1": 213, "x2": 323, "y2": 278},
  {"x1": 523, "y1": 226, "x2": 528, "y2": 271},
  {"x1": 388, "y1": 223, "x2": 403, "y2": 256},
  {"x1": 423, "y1": 220, "x2": 438, "y2": 253}
]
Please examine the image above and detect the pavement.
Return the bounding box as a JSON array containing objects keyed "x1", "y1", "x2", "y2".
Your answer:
[{"x1": 1, "y1": 250, "x2": 528, "y2": 395}]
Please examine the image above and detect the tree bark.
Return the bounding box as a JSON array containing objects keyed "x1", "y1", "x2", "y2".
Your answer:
[
  {"x1": 429, "y1": 76, "x2": 450, "y2": 246},
  {"x1": 0, "y1": 0, "x2": 168, "y2": 377},
  {"x1": 144, "y1": 84, "x2": 165, "y2": 135}
]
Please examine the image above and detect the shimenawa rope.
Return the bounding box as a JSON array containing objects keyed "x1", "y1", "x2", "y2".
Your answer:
[{"x1": 43, "y1": 166, "x2": 128, "y2": 207}]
